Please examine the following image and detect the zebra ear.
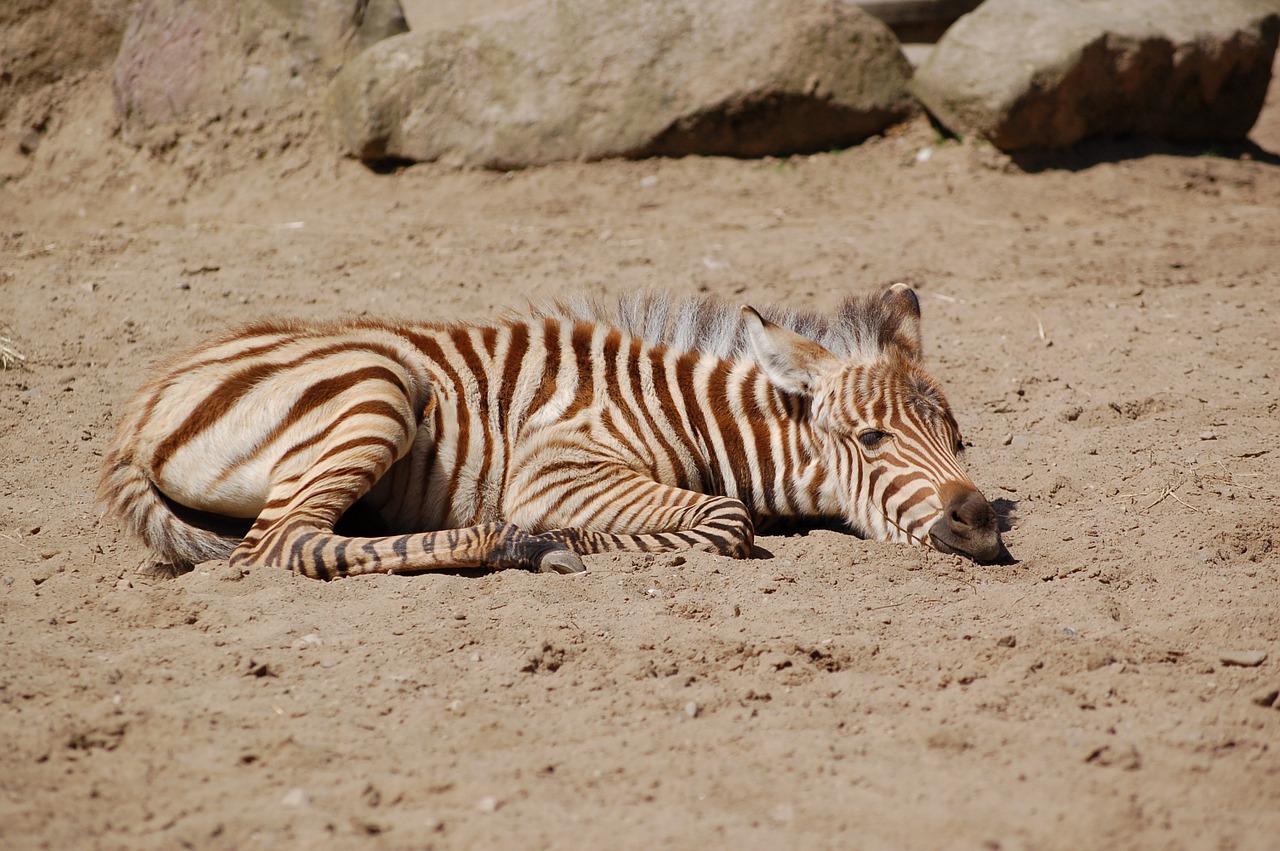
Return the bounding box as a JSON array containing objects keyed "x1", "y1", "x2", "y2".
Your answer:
[
  {"x1": 882, "y1": 282, "x2": 923, "y2": 360},
  {"x1": 742, "y1": 306, "x2": 838, "y2": 396}
]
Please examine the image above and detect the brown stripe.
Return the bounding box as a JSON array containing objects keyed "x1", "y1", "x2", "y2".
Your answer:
[
  {"x1": 628, "y1": 341, "x2": 684, "y2": 485},
  {"x1": 450, "y1": 328, "x2": 493, "y2": 525},
  {"x1": 672, "y1": 352, "x2": 711, "y2": 489},
  {"x1": 490, "y1": 322, "x2": 530, "y2": 511},
  {"x1": 405, "y1": 330, "x2": 472, "y2": 513},
  {"x1": 568, "y1": 322, "x2": 595, "y2": 414},
  {"x1": 742, "y1": 369, "x2": 777, "y2": 513},
  {"x1": 480, "y1": 325, "x2": 499, "y2": 358},
  {"x1": 705, "y1": 363, "x2": 753, "y2": 509},
  {"x1": 524, "y1": 318, "x2": 563, "y2": 424}
]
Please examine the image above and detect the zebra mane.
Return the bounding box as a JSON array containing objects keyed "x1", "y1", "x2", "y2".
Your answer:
[{"x1": 532, "y1": 289, "x2": 921, "y2": 364}]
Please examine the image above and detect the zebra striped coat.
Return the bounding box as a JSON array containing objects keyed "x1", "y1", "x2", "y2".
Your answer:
[{"x1": 99, "y1": 284, "x2": 1002, "y2": 578}]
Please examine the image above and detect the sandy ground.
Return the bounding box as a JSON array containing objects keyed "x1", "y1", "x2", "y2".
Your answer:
[{"x1": 2, "y1": 31, "x2": 1280, "y2": 850}]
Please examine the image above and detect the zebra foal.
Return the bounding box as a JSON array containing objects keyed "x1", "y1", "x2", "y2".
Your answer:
[{"x1": 98, "y1": 284, "x2": 1003, "y2": 578}]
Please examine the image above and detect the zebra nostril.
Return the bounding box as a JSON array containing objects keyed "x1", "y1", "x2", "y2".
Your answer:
[
  {"x1": 933, "y1": 483, "x2": 1002, "y2": 563},
  {"x1": 945, "y1": 488, "x2": 994, "y2": 536}
]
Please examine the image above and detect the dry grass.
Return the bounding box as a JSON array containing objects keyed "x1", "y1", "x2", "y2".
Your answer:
[{"x1": 1, "y1": 335, "x2": 26, "y2": 369}]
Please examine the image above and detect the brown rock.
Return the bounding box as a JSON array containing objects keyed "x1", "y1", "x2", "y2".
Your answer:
[
  {"x1": 912, "y1": 0, "x2": 1280, "y2": 151},
  {"x1": 326, "y1": 0, "x2": 913, "y2": 168}
]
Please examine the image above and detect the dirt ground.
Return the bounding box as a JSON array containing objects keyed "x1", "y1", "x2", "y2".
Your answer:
[{"x1": 2, "y1": 24, "x2": 1280, "y2": 850}]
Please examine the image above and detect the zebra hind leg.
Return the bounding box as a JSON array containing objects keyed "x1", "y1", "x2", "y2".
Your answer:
[
  {"x1": 229, "y1": 411, "x2": 583, "y2": 577},
  {"x1": 233, "y1": 512, "x2": 585, "y2": 578}
]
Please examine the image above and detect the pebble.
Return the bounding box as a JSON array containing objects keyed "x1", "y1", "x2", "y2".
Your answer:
[
  {"x1": 1061, "y1": 627, "x2": 1079, "y2": 638},
  {"x1": 291, "y1": 633, "x2": 323, "y2": 650},
  {"x1": 1219, "y1": 650, "x2": 1267, "y2": 668},
  {"x1": 1251, "y1": 688, "x2": 1279, "y2": 708},
  {"x1": 1198, "y1": 430, "x2": 1217, "y2": 441},
  {"x1": 281, "y1": 788, "x2": 310, "y2": 808},
  {"x1": 685, "y1": 700, "x2": 700, "y2": 719},
  {"x1": 997, "y1": 635, "x2": 1017, "y2": 648},
  {"x1": 477, "y1": 796, "x2": 501, "y2": 814}
]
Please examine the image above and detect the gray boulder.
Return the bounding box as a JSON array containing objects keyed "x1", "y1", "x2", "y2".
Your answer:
[
  {"x1": 326, "y1": 0, "x2": 914, "y2": 168},
  {"x1": 912, "y1": 0, "x2": 1280, "y2": 151},
  {"x1": 113, "y1": 0, "x2": 408, "y2": 145}
]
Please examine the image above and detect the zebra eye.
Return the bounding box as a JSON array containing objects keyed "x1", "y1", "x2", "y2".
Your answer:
[
  {"x1": 858, "y1": 430, "x2": 889, "y2": 449},
  {"x1": 955, "y1": 438, "x2": 966, "y2": 454}
]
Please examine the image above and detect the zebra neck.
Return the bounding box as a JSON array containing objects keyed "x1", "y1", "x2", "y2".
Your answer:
[{"x1": 681, "y1": 355, "x2": 830, "y2": 522}]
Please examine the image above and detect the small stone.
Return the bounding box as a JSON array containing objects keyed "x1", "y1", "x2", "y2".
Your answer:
[
  {"x1": 1199, "y1": 430, "x2": 1217, "y2": 441},
  {"x1": 1002, "y1": 433, "x2": 1014, "y2": 446},
  {"x1": 1061, "y1": 627, "x2": 1079, "y2": 638},
  {"x1": 18, "y1": 128, "x2": 41, "y2": 155},
  {"x1": 292, "y1": 633, "x2": 323, "y2": 650},
  {"x1": 1250, "y1": 688, "x2": 1279, "y2": 709},
  {"x1": 996, "y1": 635, "x2": 1017, "y2": 648},
  {"x1": 684, "y1": 700, "x2": 700, "y2": 718},
  {"x1": 477, "y1": 796, "x2": 501, "y2": 814},
  {"x1": 281, "y1": 788, "x2": 310, "y2": 808},
  {"x1": 1085, "y1": 743, "x2": 1141, "y2": 771},
  {"x1": 1219, "y1": 650, "x2": 1267, "y2": 668}
]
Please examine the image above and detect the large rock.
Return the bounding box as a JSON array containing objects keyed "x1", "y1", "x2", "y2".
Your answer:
[
  {"x1": 113, "y1": 0, "x2": 408, "y2": 145},
  {"x1": 912, "y1": 0, "x2": 1280, "y2": 151},
  {"x1": 326, "y1": 0, "x2": 914, "y2": 168}
]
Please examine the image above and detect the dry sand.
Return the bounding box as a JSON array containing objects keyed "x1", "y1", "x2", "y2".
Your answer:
[{"x1": 2, "y1": 32, "x2": 1279, "y2": 851}]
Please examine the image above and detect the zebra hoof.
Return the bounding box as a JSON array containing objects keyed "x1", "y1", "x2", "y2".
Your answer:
[{"x1": 538, "y1": 550, "x2": 586, "y2": 575}]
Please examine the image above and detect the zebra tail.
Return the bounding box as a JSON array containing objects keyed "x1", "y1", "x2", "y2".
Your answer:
[{"x1": 97, "y1": 440, "x2": 239, "y2": 572}]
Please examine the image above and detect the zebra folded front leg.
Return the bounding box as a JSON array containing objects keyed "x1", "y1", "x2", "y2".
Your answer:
[
  {"x1": 231, "y1": 519, "x2": 584, "y2": 578},
  {"x1": 532, "y1": 494, "x2": 757, "y2": 559}
]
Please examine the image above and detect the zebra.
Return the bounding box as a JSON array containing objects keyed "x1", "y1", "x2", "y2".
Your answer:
[{"x1": 98, "y1": 283, "x2": 1003, "y2": 579}]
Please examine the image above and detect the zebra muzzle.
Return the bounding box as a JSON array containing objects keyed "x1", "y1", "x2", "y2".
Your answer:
[{"x1": 928, "y1": 483, "x2": 1003, "y2": 563}]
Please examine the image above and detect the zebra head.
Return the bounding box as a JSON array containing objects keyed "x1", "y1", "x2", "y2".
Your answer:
[{"x1": 743, "y1": 284, "x2": 1004, "y2": 563}]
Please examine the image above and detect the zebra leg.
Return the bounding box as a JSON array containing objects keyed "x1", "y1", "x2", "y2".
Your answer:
[
  {"x1": 229, "y1": 394, "x2": 583, "y2": 578},
  {"x1": 505, "y1": 464, "x2": 756, "y2": 559},
  {"x1": 232, "y1": 515, "x2": 584, "y2": 578}
]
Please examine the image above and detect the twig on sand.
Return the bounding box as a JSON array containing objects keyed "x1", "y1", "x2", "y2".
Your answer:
[
  {"x1": 1142, "y1": 482, "x2": 1201, "y2": 514},
  {"x1": 1, "y1": 336, "x2": 27, "y2": 370}
]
